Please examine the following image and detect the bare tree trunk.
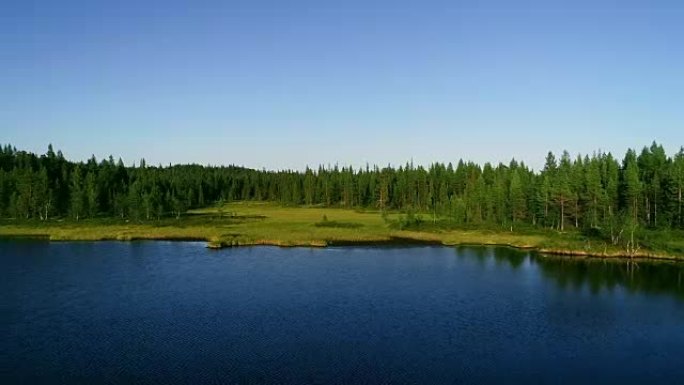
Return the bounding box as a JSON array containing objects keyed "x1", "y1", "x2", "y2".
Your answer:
[
  {"x1": 44, "y1": 198, "x2": 51, "y2": 221},
  {"x1": 633, "y1": 198, "x2": 638, "y2": 223},
  {"x1": 679, "y1": 187, "x2": 682, "y2": 227},
  {"x1": 544, "y1": 199, "x2": 548, "y2": 221},
  {"x1": 654, "y1": 189, "x2": 657, "y2": 227},
  {"x1": 560, "y1": 200, "x2": 565, "y2": 232}
]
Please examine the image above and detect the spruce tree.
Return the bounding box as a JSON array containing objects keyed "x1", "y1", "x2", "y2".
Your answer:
[{"x1": 70, "y1": 166, "x2": 85, "y2": 221}]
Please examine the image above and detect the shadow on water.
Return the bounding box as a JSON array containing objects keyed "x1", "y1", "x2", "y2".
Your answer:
[
  {"x1": 455, "y1": 245, "x2": 527, "y2": 270},
  {"x1": 535, "y1": 255, "x2": 684, "y2": 301},
  {"x1": 455, "y1": 245, "x2": 684, "y2": 301}
]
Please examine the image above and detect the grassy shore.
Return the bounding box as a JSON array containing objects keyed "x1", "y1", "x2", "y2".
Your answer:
[{"x1": 1, "y1": 201, "x2": 682, "y2": 260}]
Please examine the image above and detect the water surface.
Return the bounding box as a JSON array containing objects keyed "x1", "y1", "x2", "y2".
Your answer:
[{"x1": 2, "y1": 241, "x2": 683, "y2": 384}]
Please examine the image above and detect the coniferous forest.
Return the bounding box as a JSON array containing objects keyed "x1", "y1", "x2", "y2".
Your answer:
[{"x1": 1, "y1": 142, "x2": 683, "y2": 237}]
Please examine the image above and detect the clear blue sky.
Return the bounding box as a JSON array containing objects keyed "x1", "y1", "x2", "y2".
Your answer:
[{"x1": 2, "y1": 0, "x2": 682, "y2": 170}]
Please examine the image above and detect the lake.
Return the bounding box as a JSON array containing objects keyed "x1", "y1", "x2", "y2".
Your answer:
[{"x1": 2, "y1": 241, "x2": 683, "y2": 384}]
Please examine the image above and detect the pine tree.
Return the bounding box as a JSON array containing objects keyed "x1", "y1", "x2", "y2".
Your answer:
[
  {"x1": 553, "y1": 151, "x2": 573, "y2": 231},
  {"x1": 35, "y1": 167, "x2": 52, "y2": 220},
  {"x1": 0, "y1": 170, "x2": 6, "y2": 217},
  {"x1": 584, "y1": 157, "x2": 603, "y2": 228},
  {"x1": 113, "y1": 190, "x2": 127, "y2": 219},
  {"x1": 0, "y1": 141, "x2": 681, "y2": 236},
  {"x1": 673, "y1": 147, "x2": 684, "y2": 228},
  {"x1": 128, "y1": 179, "x2": 142, "y2": 220},
  {"x1": 622, "y1": 149, "x2": 642, "y2": 223},
  {"x1": 15, "y1": 168, "x2": 33, "y2": 219},
  {"x1": 509, "y1": 168, "x2": 526, "y2": 228},
  {"x1": 85, "y1": 171, "x2": 98, "y2": 218},
  {"x1": 70, "y1": 166, "x2": 85, "y2": 221}
]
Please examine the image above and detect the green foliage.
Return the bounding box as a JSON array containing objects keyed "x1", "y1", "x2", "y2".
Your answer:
[
  {"x1": 70, "y1": 166, "x2": 84, "y2": 221},
  {"x1": 392, "y1": 208, "x2": 426, "y2": 230},
  {"x1": 0, "y1": 141, "x2": 683, "y2": 256}
]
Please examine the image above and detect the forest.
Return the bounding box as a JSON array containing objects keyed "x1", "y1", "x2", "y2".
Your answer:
[{"x1": 1, "y1": 143, "x2": 683, "y2": 244}]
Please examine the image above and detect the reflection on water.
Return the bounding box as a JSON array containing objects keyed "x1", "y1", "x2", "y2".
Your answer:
[
  {"x1": 536, "y1": 255, "x2": 684, "y2": 300},
  {"x1": 3, "y1": 242, "x2": 684, "y2": 384},
  {"x1": 455, "y1": 245, "x2": 684, "y2": 301}
]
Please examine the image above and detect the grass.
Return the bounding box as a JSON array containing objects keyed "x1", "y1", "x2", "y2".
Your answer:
[
  {"x1": 0, "y1": 201, "x2": 682, "y2": 260},
  {"x1": 314, "y1": 221, "x2": 364, "y2": 229}
]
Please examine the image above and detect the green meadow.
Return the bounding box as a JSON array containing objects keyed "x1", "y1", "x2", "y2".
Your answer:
[{"x1": 1, "y1": 201, "x2": 682, "y2": 261}]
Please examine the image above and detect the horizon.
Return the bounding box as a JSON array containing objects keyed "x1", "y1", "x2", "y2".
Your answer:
[
  {"x1": 4, "y1": 140, "x2": 682, "y2": 173},
  {"x1": 2, "y1": 0, "x2": 683, "y2": 170}
]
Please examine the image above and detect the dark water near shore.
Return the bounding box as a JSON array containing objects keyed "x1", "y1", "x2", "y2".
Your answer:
[{"x1": 2, "y1": 241, "x2": 683, "y2": 384}]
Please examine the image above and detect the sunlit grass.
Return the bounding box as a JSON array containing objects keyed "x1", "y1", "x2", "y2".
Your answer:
[{"x1": 0, "y1": 201, "x2": 681, "y2": 259}]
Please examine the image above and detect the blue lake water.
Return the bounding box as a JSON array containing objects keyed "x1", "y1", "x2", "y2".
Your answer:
[{"x1": 2, "y1": 241, "x2": 683, "y2": 384}]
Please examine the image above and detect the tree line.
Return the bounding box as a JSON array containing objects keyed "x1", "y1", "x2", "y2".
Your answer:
[{"x1": 0, "y1": 142, "x2": 683, "y2": 233}]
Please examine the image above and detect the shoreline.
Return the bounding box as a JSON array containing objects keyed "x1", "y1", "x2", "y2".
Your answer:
[
  {"x1": 2, "y1": 202, "x2": 681, "y2": 263},
  {"x1": 2, "y1": 232, "x2": 681, "y2": 262}
]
